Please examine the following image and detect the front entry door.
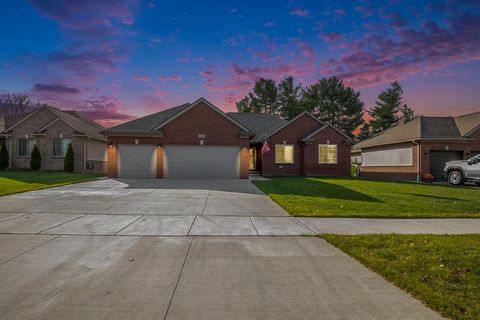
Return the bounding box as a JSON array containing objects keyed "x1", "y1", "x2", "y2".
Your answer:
[{"x1": 249, "y1": 148, "x2": 256, "y2": 170}]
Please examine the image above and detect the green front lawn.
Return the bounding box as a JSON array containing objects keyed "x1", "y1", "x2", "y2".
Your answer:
[
  {"x1": 253, "y1": 177, "x2": 480, "y2": 218},
  {"x1": 0, "y1": 170, "x2": 105, "y2": 196},
  {"x1": 323, "y1": 234, "x2": 480, "y2": 320}
]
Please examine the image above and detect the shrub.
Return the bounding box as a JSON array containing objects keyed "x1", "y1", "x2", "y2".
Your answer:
[
  {"x1": 30, "y1": 144, "x2": 41, "y2": 170},
  {"x1": 422, "y1": 173, "x2": 434, "y2": 182},
  {"x1": 0, "y1": 141, "x2": 8, "y2": 170},
  {"x1": 64, "y1": 143, "x2": 74, "y2": 172}
]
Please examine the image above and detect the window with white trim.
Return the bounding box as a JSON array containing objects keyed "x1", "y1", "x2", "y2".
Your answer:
[
  {"x1": 318, "y1": 144, "x2": 337, "y2": 164},
  {"x1": 18, "y1": 138, "x2": 36, "y2": 157},
  {"x1": 275, "y1": 145, "x2": 294, "y2": 164},
  {"x1": 52, "y1": 138, "x2": 71, "y2": 157}
]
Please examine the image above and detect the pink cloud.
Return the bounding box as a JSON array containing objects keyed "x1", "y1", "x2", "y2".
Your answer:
[
  {"x1": 320, "y1": 32, "x2": 343, "y2": 41},
  {"x1": 322, "y1": 11, "x2": 480, "y2": 88},
  {"x1": 153, "y1": 87, "x2": 168, "y2": 97},
  {"x1": 133, "y1": 76, "x2": 151, "y2": 81},
  {"x1": 289, "y1": 7, "x2": 310, "y2": 17},
  {"x1": 159, "y1": 75, "x2": 182, "y2": 81}
]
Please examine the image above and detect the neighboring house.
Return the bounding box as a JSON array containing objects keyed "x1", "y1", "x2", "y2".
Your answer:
[
  {"x1": 102, "y1": 97, "x2": 352, "y2": 179},
  {"x1": 353, "y1": 111, "x2": 480, "y2": 181},
  {"x1": 0, "y1": 105, "x2": 108, "y2": 173}
]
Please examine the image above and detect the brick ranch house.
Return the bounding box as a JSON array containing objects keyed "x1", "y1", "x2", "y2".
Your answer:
[
  {"x1": 102, "y1": 97, "x2": 352, "y2": 179},
  {"x1": 0, "y1": 105, "x2": 108, "y2": 173},
  {"x1": 353, "y1": 111, "x2": 480, "y2": 181}
]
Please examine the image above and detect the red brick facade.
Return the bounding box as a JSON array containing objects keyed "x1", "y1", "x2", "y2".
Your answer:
[
  {"x1": 303, "y1": 126, "x2": 351, "y2": 176},
  {"x1": 261, "y1": 114, "x2": 352, "y2": 177},
  {"x1": 360, "y1": 127, "x2": 480, "y2": 181},
  {"x1": 107, "y1": 101, "x2": 250, "y2": 178}
]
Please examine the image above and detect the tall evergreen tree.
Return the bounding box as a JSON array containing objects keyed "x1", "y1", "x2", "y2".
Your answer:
[
  {"x1": 278, "y1": 76, "x2": 302, "y2": 120},
  {"x1": 30, "y1": 145, "x2": 41, "y2": 171},
  {"x1": 357, "y1": 123, "x2": 371, "y2": 141},
  {"x1": 0, "y1": 141, "x2": 8, "y2": 170},
  {"x1": 248, "y1": 78, "x2": 279, "y2": 116},
  {"x1": 64, "y1": 143, "x2": 74, "y2": 173},
  {"x1": 369, "y1": 81, "x2": 413, "y2": 133},
  {"x1": 236, "y1": 96, "x2": 252, "y2": 113},
  {"x1": 301, "y1": 77, "x2": 365, "y2": 137}
]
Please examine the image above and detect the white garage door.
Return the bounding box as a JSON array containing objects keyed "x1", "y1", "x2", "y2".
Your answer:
[
  {"x1": 164, "y1": 145, "x2": 240, "y2": 179},
  {"x1": 117, "y1": 144, "x2": 157, "y2": 178}
]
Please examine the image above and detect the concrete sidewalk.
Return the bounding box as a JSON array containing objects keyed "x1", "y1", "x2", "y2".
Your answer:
[
  {"x1": 0, "y1": 235, "x2": 444, "y2": 319},
  {"x1": 1, "y1": 213, "x2": 479, "y2": 236}
]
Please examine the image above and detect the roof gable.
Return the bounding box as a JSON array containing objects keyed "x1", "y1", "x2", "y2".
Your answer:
[
  {"x1": 303, "y1": 123, "x2": 353, "y2": 141},
  {"x1": 454, "y1": 111, "x2": 480, "y2": 136},
  {"x1": 153, "y1": 97, "x2": 250, "y2": 132},
  {"x1": 263, "y1": 111, "x2": 322, "y2": 140},
  {"x1": 3, "y1": 105, "x2": 106, "y2": 140}
]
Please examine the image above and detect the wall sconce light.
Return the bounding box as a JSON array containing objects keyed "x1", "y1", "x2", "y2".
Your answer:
[
  {"x1": 424, "y1": 152, "x2": 429, "y2": 157},
  {"x1": 109, "y1": 142, "x2": 114, "y2": 147},
  {"x1": 242, "y1": 146, "x2": 247, "y2": 150},
  {"x1": 157, "y1": 143, "x2": 162, "y2": 148},
  {"x1": 200, "y1": 140, "x2": 204, "y2": 146},
  {"x1": 25, "y1": 134, "x2": 29, "y2": 139},
  {"x1": 326, "y1": 140, "x2": 330, "y2": 144},
  {"x1": 59, "y1": 133, "x2": 63, "y2": 139},
  {"x1": 134, "y1": 139, "x2": 139, "y2": 145}
]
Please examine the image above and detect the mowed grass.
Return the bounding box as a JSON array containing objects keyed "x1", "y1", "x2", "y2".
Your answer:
[
  {"x1": 253, "y1": 177, "x2": 480, "y2": 217},
  {"x1": 323, "y1": 234, "x2": 480, "y2": 320},
  {"x1": 0, "y1": 170, "x2": 104, "y2": 196}
]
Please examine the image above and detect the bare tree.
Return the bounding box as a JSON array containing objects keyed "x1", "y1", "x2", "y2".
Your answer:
[{"x1": 0, "y1": 93, "x2": 40, "y2": 116}]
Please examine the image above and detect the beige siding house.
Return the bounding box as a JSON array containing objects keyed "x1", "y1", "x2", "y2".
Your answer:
[
  {"x1": 353, "y1": 112, "x2": 480, "y2": 181},
  {"x1": 0, "y1": 105, "x2": 107, "y2": 173}
]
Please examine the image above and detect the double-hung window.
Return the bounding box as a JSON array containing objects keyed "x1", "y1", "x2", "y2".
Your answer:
[
  {"x1": 318, "y1": 144, "x2": 337, "y2": 164},
  {"x1": 275, "y1": 145, "x2": 294, "y2": 164},
  {"x1": 52, "y1": 138, "x2": 71, "y2": 157},
  {"x1": 18, "y1": 138, "x2": 36, "y2": 157}
]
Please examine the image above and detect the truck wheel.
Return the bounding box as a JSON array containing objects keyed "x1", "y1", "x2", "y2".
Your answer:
[{"x1": 448, "y1": 171, "x2": 464, "y2": 185}]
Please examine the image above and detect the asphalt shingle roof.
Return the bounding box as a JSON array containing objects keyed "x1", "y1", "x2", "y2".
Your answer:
[
  {"x1": 355, "y1": 111, "x2": 480, "y2": 149},
  {"x1": 2, "y1": 105, "x2": 106, "y2": 140},
  {"x1": 103, "y1": 103, "x2": 190, "y2": 133},
  {"x1": 227, "y1": 112, "x2": 287, "y2": 143}
]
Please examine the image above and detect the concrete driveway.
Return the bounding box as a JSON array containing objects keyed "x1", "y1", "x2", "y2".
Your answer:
[{"x1": 0, "y1": 179, "x2": 444, "y2": 319}]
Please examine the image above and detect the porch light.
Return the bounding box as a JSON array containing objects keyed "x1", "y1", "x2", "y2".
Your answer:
[{"x1": 135, "y1": 139, "x2": 139, "y2": 145}]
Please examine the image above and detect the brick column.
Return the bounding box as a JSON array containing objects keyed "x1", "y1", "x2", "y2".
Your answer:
[
  {"x1": 107, "y1": 143, "x2": 118, "y2": 178},
  {"x1": 240, "y1": 147, "x2": 249, "y2": 179},
  {"x1": 156, "y1": 145, "x2": 164, "y2": 178}
]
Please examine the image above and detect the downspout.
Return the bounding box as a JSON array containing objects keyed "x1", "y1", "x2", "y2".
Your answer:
[
  {"x1": 84, "y1": 138, "x2": 88, "y2": 172},
  {"x1": 9, "y1": 136, "x2": 12, "y2": 169},
  {"x1": 412, "y1": 139, "x2": 420, "y2": 182}
]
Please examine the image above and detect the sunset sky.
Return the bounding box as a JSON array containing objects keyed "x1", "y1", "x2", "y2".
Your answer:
[{"x1": 1, "y1": 0, "x2": 479, "y2": 127}]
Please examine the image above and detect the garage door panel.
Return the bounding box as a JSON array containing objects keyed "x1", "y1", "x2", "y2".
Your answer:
[
  {"x1": 118, "y1": 144, "x2": 157, "y2": 178},
  {"x1": 429, "y1": 151, "x2": 462, "y2": 182},
  {"x1": 164, "y1": 145, "x2": 239, "y2": 179}
]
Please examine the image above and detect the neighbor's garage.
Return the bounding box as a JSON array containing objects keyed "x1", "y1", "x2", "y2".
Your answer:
[
  {"x1": 117, "y1": 144, "x2": 157, "y2": 178},
  {"x1": 164, "y1": 145, "x2": 239, "y2": 179},
  {"x1": 429, "y1": 151, "x2": 463, "y2": 181}
]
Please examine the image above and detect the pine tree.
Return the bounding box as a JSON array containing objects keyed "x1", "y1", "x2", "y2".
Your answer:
[
  {"x1": 357, "y1": 123, "x2": 371, "y2": 141},
  {"x1": 369, "y1": 81, "x2": 413, "y2": 133},
  {"x1": 248, "y1": 78, "x2": 279, "y2": 115},
  {"x1": 236, "y1": 96, "x2": 251, "y2": 112},
  {"x1": 301, "y1": 77, "x2": 365, "y2": 137},
  {"x1": 0, "y1": 141, "x2": 8, "y2": 170},
  {"x1": 64, "y1": 143, "x2": 74, "y2": 172},
  {"x1": 278, "y1": 76, "x2": 302, "y2": 120},
  {"x1": 30, "y1": 145, "x2": 41, "y2": 170}
]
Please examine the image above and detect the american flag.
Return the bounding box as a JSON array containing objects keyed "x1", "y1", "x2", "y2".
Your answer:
[{"x1": 261, "y1": 141, "x2": 271, "y2": 154}]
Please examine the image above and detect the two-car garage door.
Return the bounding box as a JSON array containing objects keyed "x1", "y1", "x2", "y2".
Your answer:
[
  {"x1": 164, "y1": 145, "x2": 239, "y2": 179},
  {"x1": 117, "y1": 144, "x2": 240, "y2": 179}
]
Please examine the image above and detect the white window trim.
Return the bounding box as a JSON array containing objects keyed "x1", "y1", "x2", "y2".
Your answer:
[
  {"x1": 318, "y1": 144, "x2": 338, "y2": 164},
  {"x1": 52, "y1": 138, "x2": 71, "y2": 158},
  {"x1": 17, "y1": 138, "x2": 36, "y2": 157},
  {"x1": 275, "y1": 144, "x2": 295, "y2": 164}
]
